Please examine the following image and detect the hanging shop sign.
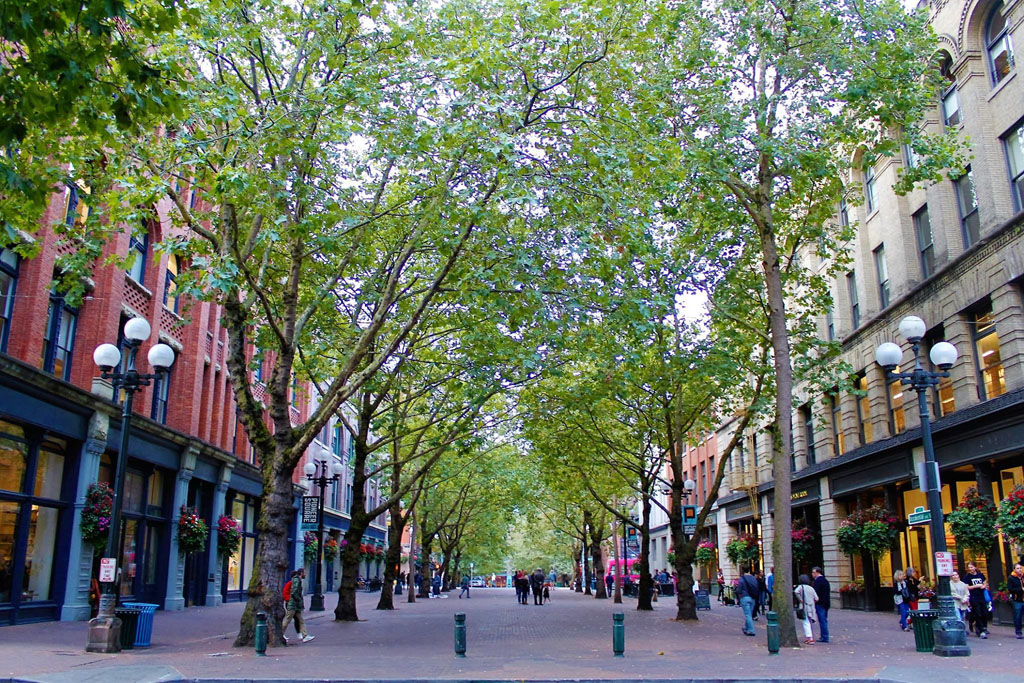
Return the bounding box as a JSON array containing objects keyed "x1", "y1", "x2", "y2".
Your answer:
[{"x1": 301, "y1": 495, "x2": 320, "y2": 530}]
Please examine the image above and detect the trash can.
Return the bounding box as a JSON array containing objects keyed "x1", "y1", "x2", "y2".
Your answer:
[
  {"x1": 114, "y1": 608, "x2": 140, "y2": 650},
  {"x1": 660, "y1": 582, "x2": 675, "y2": 597},
  {"x1": 910, "y1": 609, "x2": 939, "y2": 652},
  {"x1": 122, "y1": 602, "x2": 158, "y2": 647}
]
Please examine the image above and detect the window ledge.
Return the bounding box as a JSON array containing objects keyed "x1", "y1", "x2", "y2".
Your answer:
[{"x1": 987, "y1": 70, "x2": 1016, "y2": 102}]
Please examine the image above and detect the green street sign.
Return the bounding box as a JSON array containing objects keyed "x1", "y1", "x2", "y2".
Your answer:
[{"x1": 907, "y1": 506, "x2": 931, "y2": 526}]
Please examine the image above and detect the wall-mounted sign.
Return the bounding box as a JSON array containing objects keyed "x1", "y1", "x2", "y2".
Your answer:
[
  {"x1": 907, "y1": 506, "x2": 931, "y2": 526},
  {"x1": 301, "y1": 495, "x2": 320, "y2": 530}
]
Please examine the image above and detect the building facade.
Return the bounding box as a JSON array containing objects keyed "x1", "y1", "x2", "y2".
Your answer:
[
  {"x1": 0, "y1": 178, "x2": 384, "y2": 625},
  {"x1": 711, "y1": 0, "x2": 1024, "y2": 617}
]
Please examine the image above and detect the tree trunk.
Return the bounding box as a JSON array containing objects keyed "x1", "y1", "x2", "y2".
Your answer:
[
  {"x1": 419, "y1": 534, "x2": 434, "y2": 598},
  {"x1": 759, "y1": 216, "x2": 797, "y2": 647},
  {"x1": 234, "y1": 469, "x2": 294, "y2": 647},
  {"x1": 611, "y1": 506, "x2": 622, "y2": 604},
  {"x1": 588, "y1": 512, "x2": 608, "y2": 599},
  {"x1": 407, "y1": 510, "x2": 417, "y2": 604},
  {"x1": 582, "y1": 532, "x2": 592, "y2": 596},
  {"x1": 670, "y1": 499, "x2": 698, "y2": 620},
  {"x1": 376, "y1": 506, "x2": 405, "y2": 610},
  {"x1": 636, "y1": 500, "x2": 654, "y2": 611}
]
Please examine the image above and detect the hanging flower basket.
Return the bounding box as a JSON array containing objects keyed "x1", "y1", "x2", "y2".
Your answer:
[
  {"x1": 947, "y1": 487, "x2": 997, "y2": 558},
  {"x1": 375, "y1": 547, "x2": 386, "y2": 562},
  {"x1": 725, "y1": 534, "x2": 759, "y2": 566},
  {"x1": 216, "y1": 515, "x2": 242, "y2": 558},
  {"x1": 323, "y1": 538, "x2": 339, "y2": 562},
  {"x1": 997, "y1": 484, "x2": 1024, "y2": 547},
  {"x1": 303, "y1": 531, "x2": 319, "y2": 564},
  {"x1": 695, "y1": 541, "x2": 716, "y2": 566},
  {"x1": 791, "y1": 527, "x2": 815, "y2": 562},
  {"x1": 837, "y1": 505, "x2": 899, "y2": 558},
  {"x1": 177, "y1": 506, "x2": 209, "y2": 554},
  {"x1": 81, "y1": 482, "x2": 113, "y2": 551}
]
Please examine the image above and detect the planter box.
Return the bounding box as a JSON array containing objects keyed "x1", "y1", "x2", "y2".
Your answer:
[
  {"x1": 993, "y1": 601, "x2": 1014, "y2": 626},
  {"x1": 840, "y1": 592, "x2": 867, "y2": 610}
]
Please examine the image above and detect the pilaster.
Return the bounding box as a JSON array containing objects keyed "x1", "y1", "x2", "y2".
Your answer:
[
  {"x1": 164, "y1": 446, "x2": 198, "y2": 611},
  {"x1": 205, "y1": 462, "x2": 233, "y2": 607},
  {"x1": 818, "y1": 477, "x2": 844, "y2": 603},
  {"x1": 991, "y1": 282, "x2": 1024, "y2": 391}
]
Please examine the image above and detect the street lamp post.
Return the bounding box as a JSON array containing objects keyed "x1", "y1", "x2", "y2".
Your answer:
[
  {"x1": 86, "y1": 317, "x2": 175, "y2": 653},
  {"x1": 304, "y1": 458, "x2": 343, "y2": 611},
  {"x1": 875, "y1": 315, "x2": 969, "y2": 658}
]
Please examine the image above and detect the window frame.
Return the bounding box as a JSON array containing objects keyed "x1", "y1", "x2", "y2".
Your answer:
[
  {"x1": 41, "y1": 288, "x2": 77, "y2": 381},
  {"x1": 864, "y1": 163, "x2": 877, "y2": 214},
  {"x1": 830, "y1": 392, "x2": 844, "y2": 457},
  {"x1": 874, "y1": 244, "x2": 889, "y2": 309},
  {"x1": 127, "y1": 231, "x2": 149, "y2": 285},
  {"x1": 954, "y1": 167, "x2": 980, "y2": 248},
  {"x1": 1003, "y1": 120, "x2": 1024, "y2": 211},
  {"x1": 847, "y1": 271, "x2": 860, "y2": 329},
  {"x1": 855, "y1": 373, "x2": 872, "y2": 446},
  {"x1": 0, "y1": 247, "x2": 18, "y2": 353},
  {"x1": 151, "y1": 370, "x2": 171, "y2": 424},
  {"x1": 801, "y1": 404, "x2": 816, "y2": 466},
  {"x1": 987, "y1": 3, "x2": 1015, "y2": 86},
  {"x1": 913, "y1": 206, "x2": 935, "y2": 278},
  {"x1": 163, "y1": 254, "x2": 179, "y2": 314},
  {"x1": 971, "y1": 307, "x2": 1006, "y2": 401}
]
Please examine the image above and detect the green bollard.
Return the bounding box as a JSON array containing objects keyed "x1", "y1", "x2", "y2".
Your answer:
[
  {"x1": 612, "y1": 612, "x2": 625, "y2": 657},
  {"x1": 766, "y1": 610, "x2": 780, "y2": 655},
  {"x1": 254, "y1": 611, "x2": 268, "y2": 656},
  {"x1": 454, "y1": 612, "x2": 467, "y2": 657}
]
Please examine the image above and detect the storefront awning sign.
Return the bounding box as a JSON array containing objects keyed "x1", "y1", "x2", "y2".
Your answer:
[{"x1": 907, "y1": 506, "x2": 931, "y2": 526}]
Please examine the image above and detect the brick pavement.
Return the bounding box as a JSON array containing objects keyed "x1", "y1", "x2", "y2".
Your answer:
[{"x1": 1, "y1": 588, "x2": 1021, "y2": 682}]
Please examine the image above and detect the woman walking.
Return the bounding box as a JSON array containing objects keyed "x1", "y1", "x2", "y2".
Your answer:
[
  {"x1": 949, "y1": 571, "x2": 970, "y2": 624},
  {"x1": 794, "y1": 574, "x2": 818, "y2": 645},
  {"x1": 893, "y1": 570, "x2": 911, "y2": 631}
]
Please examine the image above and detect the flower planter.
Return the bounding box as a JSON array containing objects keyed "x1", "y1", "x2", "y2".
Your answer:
[
  {"x1": 841, "y1": 592, "x2": 866, "y2": 610},
  {"x1": 993, "y1": 601, "x2": 1014, "y2": 626}
]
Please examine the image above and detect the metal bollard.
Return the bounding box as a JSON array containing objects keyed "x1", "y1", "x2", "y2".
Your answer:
[
  {"x1": 766, "y1": 610, "x2": 780, "y2": 655},
  {"x1": 454, "y1": 613, "x2": 466, "y2": 657},
  {"x1": 255, "y1": 611, "x2": 268, "y2": 656},
  {"x1": 612, "y1": 612, "x2": 625, "y2": 657}
]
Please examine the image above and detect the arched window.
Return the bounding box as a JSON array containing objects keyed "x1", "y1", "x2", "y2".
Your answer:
[
  {"x1": 987, "y1": 3, "x2": 1014, "y2": 85},
  {"x1": 163, "y1": 254, "x2": 179, "y2": 313}
]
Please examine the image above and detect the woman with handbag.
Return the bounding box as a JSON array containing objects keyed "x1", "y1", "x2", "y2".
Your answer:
[
  {"x1": 794, "y1": 574, "x2": 817, "y2": 645},
  {"x1": 893, "y1": 570, "x2": 911, "y2": 631}
]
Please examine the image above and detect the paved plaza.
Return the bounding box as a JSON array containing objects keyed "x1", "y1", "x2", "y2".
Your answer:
[{"x1": 1, "y1": 588, "x2": 1021, "y2": 683}]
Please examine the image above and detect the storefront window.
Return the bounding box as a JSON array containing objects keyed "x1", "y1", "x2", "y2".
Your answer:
[
  {"x1": 0, "y1": 435, "x2": 27, "y2": 493},
  {"x1": 23, "y1": 505, "x2": 59, "y2": 602},
  {"x1": 226, "y1": 495, "x2": 259, "y2": 597},
  {"x1": 124, "y1": 471, "x2": 145, "y2": 514},
  {"x1": 887, "y1": 370, "x2": 905, "y2": 435},
  {"x1": 972, "y1": 310, "x2": 1005, "y2": 400},
  {"x1": 33, "y1": 439, "x2": 65, "y2": 499},
  {"x1": 856, "y1": 374, "x2": 872, "y2": 445},
  {"x1": 830, "y1": 394, "x2": 844, "y2": 456},
  {"x1": 0, "y1": 501, "x2": 17, "y2": 603},
  {"x1": 120, "y1": 519, "x2": 139, "y2": 597}
]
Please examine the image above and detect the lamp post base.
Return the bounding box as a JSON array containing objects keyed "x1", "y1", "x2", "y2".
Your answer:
[
  {"x1": 933, "y1": 595, "x2": 970, "y2": 658},
  {"x1": 85, "y1": 615, "x2": 122, "y2": 653},
  {"x1": 309, "y1": 592, "x2": 325, "y2": 612}
]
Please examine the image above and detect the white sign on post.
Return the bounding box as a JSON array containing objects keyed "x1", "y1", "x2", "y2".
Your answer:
[
  {"x1": 935, "y1": 551, "x2": 954, "y2": 577},
  {"x1": 99, "y1": 557, "x2": 117, "y2": 583}
]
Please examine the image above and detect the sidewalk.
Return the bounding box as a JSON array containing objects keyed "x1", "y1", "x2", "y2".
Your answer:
[{"x1": 1, "y1": 588, "x2": 1021, "y2": 682}]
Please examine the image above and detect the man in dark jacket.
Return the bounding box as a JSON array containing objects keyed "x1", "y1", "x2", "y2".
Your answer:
[
  {"x1": 735, "y1": 565, "x2": 759, "y2": 636},
  {"x1": 812, "y1": 566, "x2": 831, "y2": 643},
  {"x1": 531, "y1": 568, "x2": 545, "y2": 605},
  {"x1": 1008, "y1": 562, "x2": 1023, "y2": 639}
]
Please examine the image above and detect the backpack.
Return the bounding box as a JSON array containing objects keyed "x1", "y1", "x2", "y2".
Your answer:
[{"x1": 283, "y1": 580, "x2": 292, "y2": 602}]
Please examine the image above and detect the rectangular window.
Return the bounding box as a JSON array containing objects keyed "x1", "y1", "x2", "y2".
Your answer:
[
  {"x1": 151, "y1": 372, "x2": 170, "y2": 424},
  {"x1": 826, "y1": 307, "x2": 835, "y2": 341},
  {"x1": 874, "y1": 244, "x2": 889, "y2": 309},
  {"x1": 801, "y1": 405, "x2": 816, "y2": 465},
  {"x1": 839, "y1": 198, "x2": 849, "y2": 228},
  {"x1": 887, "y1": 371, "x2": 906, "y2": 434},
  {"x1": 914, "y1": 206, "x2": 935, "y2": 278},
  {"x1": 954, "y1": 168, "x2": 980, "y2": 247},
  {"x1": 127, "y1": 231, "x2": 148, "y2": 285},
  {"x1": 699, "y1": 461, "x2": 707, "y2": 497},
  {"x1": 942, "y1": 87, "x2": 961, "y2": 128},
  {"x1": 41, "y1": 289, "x2": 77, "y2": 381},
  {"x1": 163, "y1": 255, "x2": 179, "y2": 314},
  {"x1": 63, "y1": 182, "x2": 90, "y2": 227},
  {"x1": 1004, "y1": 121, "x2": 1024, "y2": 211},
  {"x1": 253, "y1": 356, "x2": 262, "y2": 383},
  {"x1": 831, "y1": 394, "x2": 844, "y2": 456},
  {"x1": 290, "y1": 374, "x2": 298, "y2": 408},
  {"x1": 864, "y1": 164, "x2": 877, "y2": 214},
  {"x1": 847, "y1": 271, "x2": 860, "y2": 329},
  {"x1": 332, "y1": 425, "x2": 342, "y2": 456},
  {"x1": 0, "y1": 247, "x2": 18, "y2": 352},
  {"x1": 856, "y1": 374, "x2": 873, "y2": 445},
  {"x1": 972, "y1": 308, "x2": 1006, "y2": 400},
  {"x1": 925, "y1": 328, "x2": 956, "y2": 418}
]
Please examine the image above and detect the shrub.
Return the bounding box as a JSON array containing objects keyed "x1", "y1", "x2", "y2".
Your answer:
[
  {"x1": 997, "y1": 484, "x2": 1024, "y2": 547},
  {"x1": 946, "y1": 487, "x2": 997, "y2": 558}
]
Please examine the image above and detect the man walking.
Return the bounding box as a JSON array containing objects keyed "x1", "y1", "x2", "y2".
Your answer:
[
  {"x1": 282, "y1": 568, "x2": 315, "y2": 643},
  {"x1": 734, "y1": 565, "x2": 759, "y2": 636},
  {"x1": 531, "y1": 568, "x2": 545, "y2": 605},
  {"x1": 1008, "y1": 562, "x2": 1023, "y2": 639},
  {"x1": 812, "y1": 566, "x2": 831, "y2": 643},
  {"x1": 459, "y1": 574, "x2": 470, "y2": 599},
  {"x1": 765, "y1": 567, "x2": 774, "y2": 611}
]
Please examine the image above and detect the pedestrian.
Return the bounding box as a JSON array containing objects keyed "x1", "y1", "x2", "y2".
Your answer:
[
  {"x1": 516, "y1": 570, "x2": 529, "y2": 604},
  {"x1": 543, "y1": 581, "x2": 551, "y2": 603},
  {"x1": 811, "y1": 566, "x2": 830, "y2": 643},
  {"x1": 893, "y1": 569, "x2": 911, "y2": 631},
  {"x1": 734, "y1": 564, "x2": 759, "y2": 636},
  {"x1": 531, "y1": 568, "x2": 545, "y2": 605},
  {"x1": 964, "y1": 560, "x2": 989, "y2": 638},
  {"x1": 605, "y1": 571, "x2": 614, "y2": 595},
  {"x1": 281, "y1": 568, "x2": 315, "y2": 643},
  {"x1": 431, "y1": 572, "x2": 442, "y2": 598},
  {"x1": 765, "y1": 567, "x2": 774, "y2": 611},
  {"x1": 459, "y1": 574, "x2": 470, "y2": 599},
  {"x1": 904, "y1": 566, "x2": 920, "y2": 611},
  {"x1": 1008, "y1": 562, "x2": 1024, "y2": 639},
  {"x1": 755, "y1": 571, "x2": 768, "y2": 619},
  {"x1": 717, "y1": 569, "x2": 726, "y2": 603},
  {"x1": 794, "y1": 574, "x2": 817, "y2": 645},
  {"x1": 949, "y1": 571, "x2": 970, "y2": 625}
]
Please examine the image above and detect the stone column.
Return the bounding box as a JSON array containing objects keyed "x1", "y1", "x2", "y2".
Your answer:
[
  {"x1": 818, "y1": 477, "x2": 843, "y2": 604},
  {"x1": 205, "y1": 463, "x2": 233, "y2": 607},
  {"x1": 718, "y1": 520, "x2": 737, "y2": 583},
  {"x1": 758, "y1": 497, "x2": 773, "y2": 575},
  {"x1": 944, "y1": 316, "x2": 978, "y2": 411},
  {"x1": 991, "y1": 282, "x2": 1024, "y2": 391},
  {"x1": 164, "y1": 446, "x2": 198, "y2": 611},
  {"x1": 60, "y1": 408, "x2": 109, "y2": 621}
]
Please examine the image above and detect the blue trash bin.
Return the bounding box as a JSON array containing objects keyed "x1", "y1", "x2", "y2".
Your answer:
[{"x1": 121, "y1": 602, "x2": 158, "y2": 647}]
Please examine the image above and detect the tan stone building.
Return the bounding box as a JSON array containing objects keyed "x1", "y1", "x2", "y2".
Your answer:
[{"x1": 712, "y1": 0, "x2": 1024, "y2": 619}]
